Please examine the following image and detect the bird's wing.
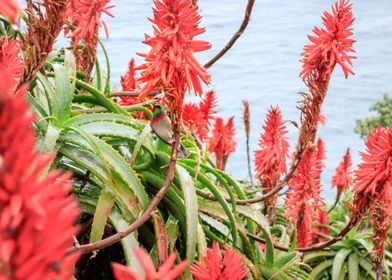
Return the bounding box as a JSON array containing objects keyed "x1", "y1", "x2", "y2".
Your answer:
[{"x1": 152, "y1": 115, "x2": 174, "y2": 144}]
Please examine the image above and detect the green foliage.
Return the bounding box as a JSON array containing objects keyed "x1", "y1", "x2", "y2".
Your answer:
[
  {"x1": 304, "y1": 195, "x2": 392, "y2": 280},
  {"x1": 355, "y1": 94, "x2": 392, "y2": 137},
  {"x1": 28, "y1": 49, "x2": 309, "y2": 279}
]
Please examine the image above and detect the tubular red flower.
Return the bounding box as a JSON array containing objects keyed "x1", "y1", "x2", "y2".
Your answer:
[
  {"x1": 182, "y1": 102, "x2": 206, "y2": 137},
  {"x1": 68, "y1": 0, "x2": 114, "y2": 48},
  {"x1": 119, "y1": 58, "x2": 142, "y2": 108},
  {"x1": 182, "y1": 90, "x2": 217, "y2": 141},
  {"x1": 0, "y1": 89, "x2": 79, "y2": 279},
  {"x1": 0, "y1": 38, "x2": 23, "y2": 94},
  {"x1": 209, "y1": 117, "x2": 236, "y2": 170},
  {"x1": 67, "y1": 0, "x2": 114, "y2": 73},
  {"x1": 285, "y1": 144, "x2": 326, "y2": 247},
  {"x1": 331, "y1": 148, "x2": 353, "y2": 195},
  {"x1": 191, "y1": 242, "x2": 248, "y2": 280},
  {"x1": 0, "y1": 0, "x2": 21, "y2": 24},
  {"x1": 199, "y1": 90, "x2": 218, "y2": 128},
  {"x1": 254, "y1": 106, "x2": 289, "y2": 187},
  {"x1": 297, "y1": 0, "x2": 355, "y2": 154},
  {"x1": 353, "y1": 127, "x2": 391, "y2": 196},
  {"x1": 296, "y1": 206, "x2": 313, "y2": 248},
  {"x1": 300, "y1": 0, "x2": 356, "y2": 81},
  {"x1": 112, "y1": 247, "x2": 188, "y2": 280},
  {"x1": 121, "y1": 59, "x2": 137, "y2": 92},
  {"x1": 137, "y1": 0, "x2": 211, "y2": 112},
  {"x1": 254, "y1": 106, "x2": 289, "y2": 212},
  {"x1": 313, "y1": 209, "x2": 330, "y2": 243},
  {"x1": 351, "y1": 127, "x2": 391, "y2": 277}
]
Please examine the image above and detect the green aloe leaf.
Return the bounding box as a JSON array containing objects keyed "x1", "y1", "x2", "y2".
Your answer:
[
  {"x1": 332, "y1": 248, "x2": 351, "y2": 280},
  {"x1": 348, "y1": 253, "x2": 359, "y2": 280},
  {"x1": 52, "y1": 52, "x2": 75, "y2": 124},
  {"x1": 179, "y1": 163, "x2": 238, "y2": 246},
  {"x1": 89, "y1": 188, "x2": 116, "y2": 244},
  {"x1": 358, "y1": 258, "x2": 376, "y2": 279},
  {"x1": 176, "y1": 165, "x2": 198, "y2": 264},
  {"x1": 109, "y1": 211, "x2": 141, "y2": 272},
  {"x1": 310, "y1": 259, "x2": 333, "y2": 279}
]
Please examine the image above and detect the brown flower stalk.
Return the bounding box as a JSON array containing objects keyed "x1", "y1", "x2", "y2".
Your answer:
[{"x1": 21, "y1": 0, "x2": 70, "y2": 86}]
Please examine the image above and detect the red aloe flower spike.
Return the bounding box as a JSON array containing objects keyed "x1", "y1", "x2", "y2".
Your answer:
[
  {"x1": 121, "y1": 59, "x2": 137, "y2": 92},
  {"x1": 67, "y1": 0, "x2": 114, "y2": 73},
  {"x1": 0, "y1": 0, "x2": 22, "y2": 24},
  {"x1": 370, "y1": 196, "x2": 391, "y2": 279},
  {"x1": 351, "y1": 127, "x2": 391, "y2": 279},
  {"x1": 112, "y1": 247, "x2": 188, "y2": 280},
  {"x1": 296, "y1": 206, "x2": 313, "y2": 248},
  {"x1": 301, "y1": 0, "x2": 356, "y2": 81},
  {"x1": 285, "y1": 147, "x2": 326, "y2": 247},
  {"x1": 353, "y1": 127, "x2": 391, "y2": 196},
  {"x1": 68, "y1": 0, "x2": 114, "y2": 47},
  {"x1": 182, "y1": 102, "x2": 206, "y2": 139},
  {"x1": 209, "y1": 117, "x2": 237, "y2": 170},
  {"x1": 0, "y1": 38, "x2": 23, "y2": 94},
  {"x1": 119, "y1": 58, "x2": 142, "y2": 108},
  {"x1": 182, "y1": 90, "x2": 217, "y2": 141},
  {"x1": 254, "y1": 106, "x2": 289, "y2": 213},
  {"x1": 297, "y1": 0, "x2": 355, "y2": 153},
  {"x1": 332, "y1": 148, "x2": 353, "y2": 196},
  {"x1": 313, "y1": 208, "x2": 330, "y2": 243},
  {"x1": 199, "y1": 90, "x2": 218, "y2": 127},
  {"x1": 0, "y1": 88, "x2": 80, "y2": 279},
  {"x1": 137, "y1": 0, "x2": 211, "y2": 112},
  {"x1": 314, "y1": 138, "x2": 326, "y2": 193},
  {"x1": 191, "y1": 242, "x2": 248, "y2": 280}
]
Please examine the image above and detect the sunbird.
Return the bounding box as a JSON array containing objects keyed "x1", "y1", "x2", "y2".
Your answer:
[{"x1": 150, "y1": 104, "x2": 190, "y2": 158}]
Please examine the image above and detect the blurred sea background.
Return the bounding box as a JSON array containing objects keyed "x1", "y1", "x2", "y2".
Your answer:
[{"x1": 96, "y1": 0, "x2": 392, "y2": 201}]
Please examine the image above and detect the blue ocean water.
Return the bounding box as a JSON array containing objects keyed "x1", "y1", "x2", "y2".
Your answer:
[{"x1": 99, "y1": 0, "x2": 392, "y2": 200}]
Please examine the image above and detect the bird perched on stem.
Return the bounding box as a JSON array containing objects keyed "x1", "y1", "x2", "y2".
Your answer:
[{"x1": 150, "y1": 104, "x2": 190, "y2": 158}]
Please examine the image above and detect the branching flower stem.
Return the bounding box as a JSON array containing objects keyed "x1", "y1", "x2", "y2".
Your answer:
[
  {"x1": 247, "y1": 218, "x2": 357, "y2": 252},
  {"x1": 204, "y1": 0, "x2": 256, "y2": 69},
  {"x1": 66, "y1": 125, "x2": 180, "y2": 255}
]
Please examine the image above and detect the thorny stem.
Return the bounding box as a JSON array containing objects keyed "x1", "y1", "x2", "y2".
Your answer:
[
  {"x1": 204, "y1": 0, "x2": 256, "y2": 69},
  {"x1": 66, "y1": 126, "x2": 180, "y2": 255}
]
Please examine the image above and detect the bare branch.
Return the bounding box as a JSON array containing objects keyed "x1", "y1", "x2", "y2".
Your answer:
[
  {"x1": 247, "y1": 218, "x2": 357, "y2": 252},
  {"x1": 204, "y1": 0, "x2": 256, "y2": 69}
]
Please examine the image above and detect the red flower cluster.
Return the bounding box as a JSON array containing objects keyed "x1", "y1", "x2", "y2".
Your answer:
[
  {"x1": 352, "y1": 126, "x2": 391, "y2": 277},
  {"x1": 119, "y1": 59, "x2": 139, "y2": 106},
  {"x1": 191, "y1": 242, "x2": 248, "y2": 280},
  {"x1": 0, "y1": 0, "x2": 21, "y2": 24},
  {"x1": 0, "y1": 38, "x2": 23, "y2": 94},
  {"x1": 300, "y1": 0, "x2": 356, "y2": 81},
  {"x1": 67, "y1": 0, "x2": 114, "y2": 48},
  {"x1": 112, "y1": 247, "x2": 188, "y2": 280},
  {"x1": 182, "y1": 90, "x2": 217, "y2": 141},
  {"x1": 209, "y1": 117, "x2": 236, "y2": 170},
  {"x1": 313, "y1": 209, "x2": 330, "y2": 243},
  {"x1": 331, "y1": 148, "x2": 352, "y2": 196},
  {"x1": 137, "y1": 0, "x2": 211, "y2": 112},
  {"x1": 297, "y1": 0, "x2": 355, "y2": 152},
  {"x1": 353, "y1": 127, "x2": 391, "y2": 196},
  {"x1": 285, "y1": 140, "x2": 326, "y2": 247},
  {"x1": 254, "y1": 106, "x2": 289, "y2": 196},
  {"x1": 0, "y1": 89, "x2": 80, "y2": 279}
]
